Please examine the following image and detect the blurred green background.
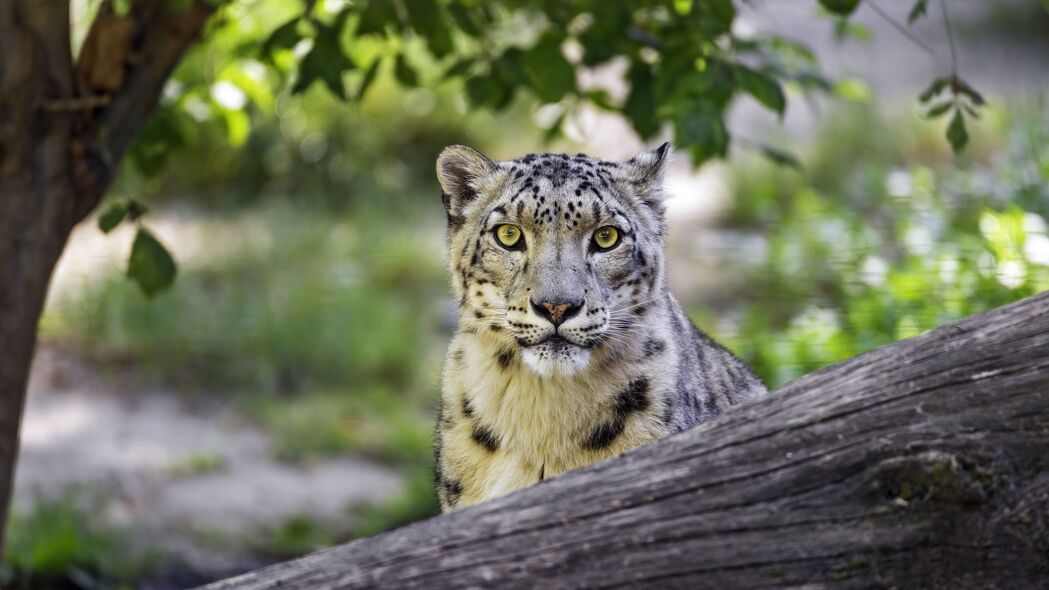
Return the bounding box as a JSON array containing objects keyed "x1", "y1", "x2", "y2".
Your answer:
[{"x1": 6, "y1": 1, "x2": 1049, "y2": 589}]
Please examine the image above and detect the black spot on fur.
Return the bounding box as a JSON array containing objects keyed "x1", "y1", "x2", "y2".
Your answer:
[
  {"x1": 445, "y1": 212, "x2": 465, "y2": 231},
  {"x1": 662, "y1": 396, "x2": 675, "y2": 426},
  {"x1": 538, "y1": 464, "x2": 546, "y2": 482},
  {"x1": 472, "y1": 423, "x2": 500, "y2": 452},
  {"x1": 584, "y1": 420, "x2": 625, "y2": 450},
  {"x1": 462, "y1": 394, "x2": 474, "y2": 418},
  {"x1": 642, "y1": 339, "x2": 666, "y2": 358},
  {"x1": 618, "y1": 378, "x2": 651, "y2": 414},
  {"x1": 583, "y1": 378, "x2": 650, "y2": 450},
  {"x1": 496, "y1": 345, "x2": 515, "y2": 369},
  {"x1": 442, "y1": 478, "x2": 464, "y2": 506}
]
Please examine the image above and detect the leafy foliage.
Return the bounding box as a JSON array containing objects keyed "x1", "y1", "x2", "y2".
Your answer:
[
  {"x1": 101, "y1": 0, "x2": 987, "y2": 295},
  {"x1": 712, "y1": 102, "x2": 1049, "y2": 387},
  {"x1": 137, "y1": 0, "x2": 829, "y2": 179},
  {"x1": 919, "y1": 75, "x2": 986, "y2": 154}
]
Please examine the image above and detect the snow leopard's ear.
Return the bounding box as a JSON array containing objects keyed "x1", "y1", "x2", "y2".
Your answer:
[
  {"x1": 623, "y1": 142, "x2": 672, "y2": 209},
  {"x1": 437, "y1": 145, "x2": 497, "y2": 216}
]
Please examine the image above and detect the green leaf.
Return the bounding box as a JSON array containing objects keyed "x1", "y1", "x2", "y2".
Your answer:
[
  {"x1": 126, "y1": 199, "x2": 148, "y2": 221},
  {"x1": 734, "y1": 65, "x2": 786, "y2": 115},
  {"x1": 955, "y1": 77, "x2": 986, "y2": 106},
  {"x1": 292, "y1": 24, "x2": 355, "y2": 99},
  {"x1": 519, "y1": 33, "x2": 575, "y2": 103},
  {"x1": 128, "y1": 228, "x2": 177, "y2": 297},
  {"x1": 97, "y1": 202, "x2": 127, "y2": 234},
  {"x1": 357, "y1": 58, "x2": 382, "y2": 99},
  {"x1": 946, "y1": 109, "x2": 969, "y2": 154},
  {"x1": 447, "y1": 4, "x2": 482, "y2": 36},
  {"x1": 221, "y1": 108, "x2": 250, "y2": 146},
  {"x1": 584, "y1": 89, "x2": 616, "y2": 111},
  {"x1": 674, "y1": 100, "x2": 728, "y2": 163},
  {"x1": 465, "y1": 73, "x2": 512, "y2": 110},
  {"x1": 262, "y1": 17, "x2": 301, "y2": 60},
  {"x1": 464, "y1": 75, "x2": 488, "y2": 107},
  {"x1": 127, "y1": 105, "x2": 188, "y2": 179},
  {"x1": 759, "y1": 145, "x2": 802, "y2": 170},
  {"x1": 394, "y1": 54, "x2": 418, "y2": 87},
  {"x1": 691, "y1": 0, "x2": 735, "y2": 37},
  {"x1": 819, "y1": 0, "x2": 861, "y2": 16},
  {"x1": 577, "y1": 2, "x2": 631, "y2": 66},
  {"x1": 444, "y1": 58, "x2": 475, "y2": 79},
  {"x1": 767, "y1": 37, "x2": 817, "y2": 65},
  {"x1": 624, "y1": 63, "x2": 659, "y2": 139},
  {"x1": 923, "y1": 100, "x2": 953, "y2": 119},
  {"x1": 833, "y1": 18, "x2": 870, "y2": 42},
  {"x1": 405, "y1": 0, "x2": 455, "y2": 57},
  {"x1": 907, "y1": 0, "x2": 929, "y2": 24},
  {"x1": 918, "y1": 77, "x2": 948, "y2": 103},
  {"x1": 357, "y1": 0, "x2": 399, "y2": 36}
]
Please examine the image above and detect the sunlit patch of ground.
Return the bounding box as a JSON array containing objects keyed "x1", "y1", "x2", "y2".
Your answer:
[{"x1": 16, "y1": 344, "x2": 402, "y2": 577}]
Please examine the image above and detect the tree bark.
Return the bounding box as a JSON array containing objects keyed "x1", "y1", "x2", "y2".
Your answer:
[
  {"x1": 0, "y1": 0, "x2": 80, "y2": 556},
  {"x1": 202, "y1": 290, "x2": 1049, "y2": 589},
  {"x1": 0, "y1": 0, "x2": 213, "y2": 553}
]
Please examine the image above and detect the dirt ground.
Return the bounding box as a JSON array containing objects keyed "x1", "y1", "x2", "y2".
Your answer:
[{"x1": 15, "y1": 345, "x2": 402, "y2": 581}]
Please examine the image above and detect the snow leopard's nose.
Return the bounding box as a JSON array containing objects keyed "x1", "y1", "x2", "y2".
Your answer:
[{"x1": 531, "y1": 298, "x2": 583, "y2": 327}]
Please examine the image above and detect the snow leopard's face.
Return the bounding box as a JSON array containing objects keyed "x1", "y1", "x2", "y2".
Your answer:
[{"x1": 437, "y1": 145, "x2": 672, "y2": 378}]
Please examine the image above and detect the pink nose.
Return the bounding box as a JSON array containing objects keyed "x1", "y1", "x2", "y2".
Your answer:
[
  {"x1": 531, "y1": 299, "x2": 583, "y2": 326},
  {"x1": 543, "y1": 302, "x2": 571, "y2": 323}
]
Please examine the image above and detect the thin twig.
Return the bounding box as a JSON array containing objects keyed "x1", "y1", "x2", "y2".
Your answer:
[
  {"x1": 939, "y1": 0, "x2": 958, "y2": 74},
  {"x1": 866, "y1": 0, "x2": 935, "y2": 56},
  {"x1": 39, "y1": 95, "x2": 112, "y2": 111}
]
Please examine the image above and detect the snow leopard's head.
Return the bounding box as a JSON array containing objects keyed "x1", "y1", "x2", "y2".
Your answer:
[{"x1": 437, "y1": 144, "x2": 672, "y2": 378}]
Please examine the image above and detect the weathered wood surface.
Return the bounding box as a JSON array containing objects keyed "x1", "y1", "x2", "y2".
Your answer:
[{"x1": 203, "y1": 291, "x2": 1049, "y2": 589}]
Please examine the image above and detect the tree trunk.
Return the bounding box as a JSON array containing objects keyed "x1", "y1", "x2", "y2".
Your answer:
[
  {"x1": 0, "y1": 0, "x2": 213, "y2": 553},
  {"x1": 0, "y1": 0, "x2": 80, "y2": 553},
  {"x1": 202, "y1": 291, "x2": 1049, "y2": 589}
]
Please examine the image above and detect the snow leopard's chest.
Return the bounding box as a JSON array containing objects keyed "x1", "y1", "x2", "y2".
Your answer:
[{"x1": 436, "y1": 325, "x2": 677, "y2": 509}]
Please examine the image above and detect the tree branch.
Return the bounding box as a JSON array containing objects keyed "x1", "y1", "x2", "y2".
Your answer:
[
  {"x1": 72, "y1": 0, "x2": 215, "y2": 223},
  {"x1": 1, "y1": 1, "x2": 74, "y2": 168},
  {"x1": 202, "y1": 291, "x2": 1049, "y2": 589}
]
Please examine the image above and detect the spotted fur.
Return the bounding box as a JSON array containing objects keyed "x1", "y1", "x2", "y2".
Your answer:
[{"x1": 433, "y1": 144, "x2": 767, "y2": 511}]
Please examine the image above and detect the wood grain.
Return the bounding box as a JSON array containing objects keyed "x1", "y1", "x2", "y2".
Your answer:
[{"x1": 202, "y1": 290, "x2": 1049, "y2": 589}]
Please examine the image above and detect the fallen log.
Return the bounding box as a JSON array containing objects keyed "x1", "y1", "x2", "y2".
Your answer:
[{"x1": 203, "y1": 290, "x2": 1049, "y2": 589}]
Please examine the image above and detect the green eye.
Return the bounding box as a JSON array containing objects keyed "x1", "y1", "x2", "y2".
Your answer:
[
  {"x1": 592, "y1": 226, "x2": 620, "y2": 251},
  {"x1": 494, "y1": 224, "x2": 523, "y2": 249}
]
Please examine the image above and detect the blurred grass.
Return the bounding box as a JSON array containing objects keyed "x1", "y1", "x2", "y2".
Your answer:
[
  {"x1": 46, "y1": 202, "x2": 446, "y2": 395},
  {"x1": 39, "y1": 200, "x2": 450, "y2": 562},
  {"x1": 1, "y1": 493, "x2": 159, "y2": 590}
]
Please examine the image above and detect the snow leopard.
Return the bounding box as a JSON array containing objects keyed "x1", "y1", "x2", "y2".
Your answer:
[{"x1": 433, "y1": 143, "x2": 766, "y2": 511}]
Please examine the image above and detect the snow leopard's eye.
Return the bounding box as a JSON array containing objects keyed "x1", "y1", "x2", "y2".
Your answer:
[
  {"x1": 591, "y1": 226, "x2": 621, "y2": 251},
  {"x1": 494, "y1": 224, "x2": 524, "y2": 250}
]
